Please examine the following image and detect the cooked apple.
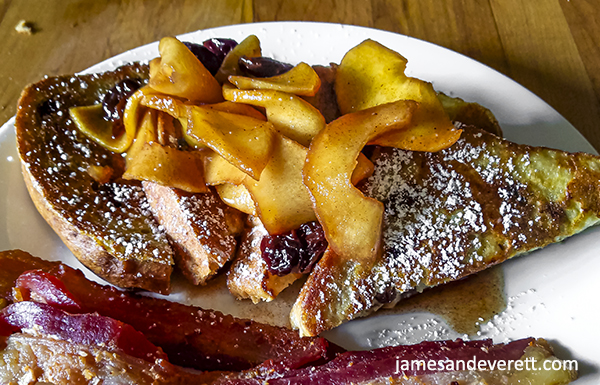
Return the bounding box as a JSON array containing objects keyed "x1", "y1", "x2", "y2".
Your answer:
[
  {"x1": 215, "y1": 35, "x2": 261, "y2": 84},
  {"x1": 123, "y1": 110, "x2": 208, "y2": 193},
  {"x1": 69, "y1": 86, "x2": 153, "y2": 153},
  {"x1": 223, "y1": 86, "x2": 325, "y2": 146},
  {"x1": 149, "y1": 37, "x2": 222, "y2": 103},
  {"x1": 184, "y1": 105, "x2": 276, "y2": 180},
  {"x1": 352, "y1": 153, "x2": 375, "y2": 185},
  {"x1": 204, "y1": 151, "x2": 248, "y2": 186},
  {"x1": 303, "y1": 100, "x2": 416, "y2": 265},
  {"x1": 244, "y1": 135, "x2": 316, "y2": 235},
  {"x1": 204, "y1": 101, "x2": 266, "y2": 121},
  {"x1": 141, "y1": 93, "x2": 184, "y2": 119},
  {"x1": 335, "y1": 39, "x2": 459, "y2": 151},
  {"x1": 156, "y1": 109, "x2": 181, "y2": 147},
  {"x1": 228, "y1": 62, "x2": 321, "y2": 96},
  {"x1": 215, "y1": 183, "x2": 256, "y2": 215},
  {"x1": 69, "y1": 104, "x2": 126, "y2": 153},
  {"x1": 370, "y1": 81, "x2": 462, "y2": 152}
]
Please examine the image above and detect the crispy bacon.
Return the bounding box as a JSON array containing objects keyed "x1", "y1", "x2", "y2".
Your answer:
[
  {"x1": 13, "y1": 264, "x2": 333, "y2": 371},
  {"x1": 15, "y1": 270, "x2": 83, "y2": 312},
  {"x1": 0, "y1": 250, "x2": 60, "y2": 304},
  {"x1": 217, "y1": 338, "x2": 576, "y2": 385},
  {"x1": 0, "y1": 301, "x2": 167, "y2": 362}
]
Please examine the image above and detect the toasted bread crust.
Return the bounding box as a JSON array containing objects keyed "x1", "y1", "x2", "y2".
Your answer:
[
  {"x1": 15, "y1": 65, "x2": 173, "y2": 293},
  {"x1": 292, "y1": 127, "x2": 600, "y2": 336},
  {"x1": 22, "y1": 165, "x2": 171, "y2": 292},
  {"x1": 143, "y1": 182, "x2": 243, "y2": 285}
]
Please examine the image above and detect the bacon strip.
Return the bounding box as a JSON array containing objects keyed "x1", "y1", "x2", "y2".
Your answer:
[
  {"x1": 217, "y1": 338, "x2": 577, "y2": 385},
  {"x1": 0, "y1": 250, "x2": 60, "y2": 303},
  {"x1": 13, "y1": 264, "x2": 333, "y2": 371},
  {"x1": 0, "y1": 301, "x2": 167, "y2": 362}
]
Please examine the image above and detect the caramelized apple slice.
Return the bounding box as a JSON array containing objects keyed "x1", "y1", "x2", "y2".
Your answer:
[
  {"x1": 205, "y1": 101, "x2": 266, "y2": 121},
  {"x1": 216, "y1": 35, "x2": 262, "y2": 84},
  {"x1": 303, "y1": 100, "x2": 416, "y2": 265},
  {"x1": 69, "y1": 85, "x2": 153, "y2": 153},
  {"x1": 244, "y1": 135, "x2": 316, "y2": 235},
  {"x1": 229, "y1": 62, "x2": 321, "y2": 96},
  {"x1": 141, "y1": 93, "x2": 184, "y2": 118},
  {"x1": 352, "y1": 153, "x2": 375, "y2": 185},
  {"x1": 216, "y1": 183, "x2": 256, "y2": 215},
  {"x1": 335, "y1": 39, "x2": 460, "y2": 150},
  {"x1": 371, "y1": 81, "x2": 462, "y2": 152},
  {"x1": 149, "y1": 37, "x2": 222, "y2": 103},
  {"x1": 149, "y1": 57, "x2": 160, "y2": 78},
  {"x1": 123, "y1": 110, "x2": 208, "y2": 193},
  {"x1": 204, "y1": 151, "x2": 248, "y2": 186},
  {"x1": 224, "y1": 86, "x2": 325, "y2": 147},
  {"x1": 69, "y1": 104, "x2": 124, "y2": 152},
  {"x1": 184, "y1": 105, "x2": 276, "y2": 180},
  {"x1": 124, "y1": 143, "x2": 208, "y2": 193},
  {"x1": 141, "y1": 93, "x2": 198, "y2": 149}
]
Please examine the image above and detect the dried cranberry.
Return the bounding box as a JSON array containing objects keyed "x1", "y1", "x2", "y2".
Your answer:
[
  {"x1": 297, "y1": 221, "x2": 327, "y2": 273},
  {"x1": 182, "y1": 42, "x2": 221, "y2": 75},
  {"x1": 102, "y1": 79, "x2": 142, "y2": 121},
  {"x1": 261, "y1": 231, "x2": 302, "y2": 276},
  {"x1": 239, "y1": 56, "x2": 293, "y2": 78},
  {"x1": 261, "y1": 221, "x2": 327, "y2": 276},
  {"x1": 203, "y1": 38, "x2": 238, "y2": 62}
]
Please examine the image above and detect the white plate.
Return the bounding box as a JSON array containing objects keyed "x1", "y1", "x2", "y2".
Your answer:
[{"x1": 1, "y1": 22, "x2": 598, "y2": 382}]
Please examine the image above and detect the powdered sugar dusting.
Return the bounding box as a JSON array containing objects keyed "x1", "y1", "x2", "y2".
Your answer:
[{"x1": 317, "y1": 126, "x2": 594, "y2": 327}]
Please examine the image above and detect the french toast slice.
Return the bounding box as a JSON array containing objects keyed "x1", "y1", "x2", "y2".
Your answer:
[
  {"x1": 15, "y1": 64, "x2": 174, "y2": 293},
  {"x1": 227, "y1": 216, "x2": 303, "y2": 303},
  {"x1": 291, "y1": 126, "x2": 600, "y2": 336},
  {"x1": 143, "y1": 182, "x2": 244, "y2": 285}
]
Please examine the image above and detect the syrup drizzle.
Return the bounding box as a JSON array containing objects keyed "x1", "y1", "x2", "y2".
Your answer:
[{"x1": 380, "y1": 265, "x2": 506, "y2": 335}]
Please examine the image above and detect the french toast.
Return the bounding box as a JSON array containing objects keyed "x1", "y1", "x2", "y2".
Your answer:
[
  {"x1": 143, "y1": 182, "x2": 244, "y2": 285},
  {"x1": 291, "y1": 125, "x2": 600, "y2": 336},
  {"x1": 15, "y1": 64, "x2": 175, "y2": 293}
]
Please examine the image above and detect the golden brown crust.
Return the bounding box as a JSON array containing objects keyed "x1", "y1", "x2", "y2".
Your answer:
[
  {"x1": 143, "y1": 182, "x2": 244, "y2": 285},
  {"x1": 292, "y1": 127, "x2": 600, "y2": 336},
  {"x1": 227, "y1": 216, "x2": 302, "y2": 303},
  {"x1": 15, "y1": 65, "x2": 173, "y2": 293},
  {"x1": 22, "y1": 161, "x2": 172, "y2": 294}
]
